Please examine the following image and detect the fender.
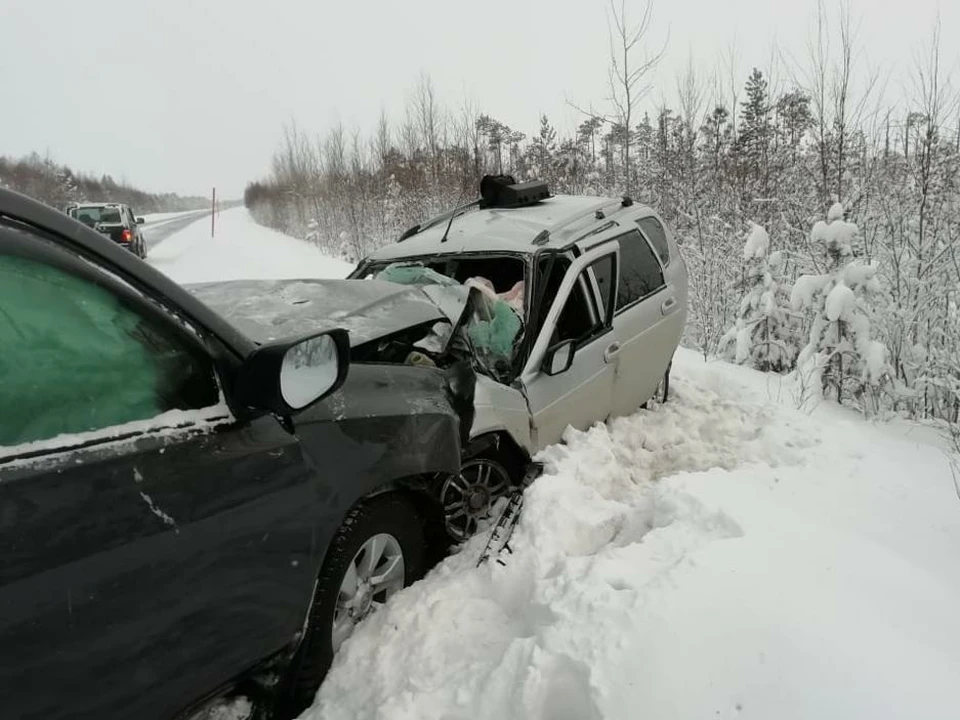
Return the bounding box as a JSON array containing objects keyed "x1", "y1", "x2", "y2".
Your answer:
[{"x1": 292, "y1": 363, "x2": 466, "y2": 555}]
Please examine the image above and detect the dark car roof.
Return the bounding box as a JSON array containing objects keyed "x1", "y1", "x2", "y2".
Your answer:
[{"x1": 0, "y1": 188, "x2": 256, "y2": 358}]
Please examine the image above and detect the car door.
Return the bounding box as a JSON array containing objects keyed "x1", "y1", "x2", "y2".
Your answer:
[
  {"x1": 0, "y1": 234, "x2": 321, "y2": 720},
  {"x1": 520, "y1": 244, "x2": 619, "y2": 451},
  {"x1": 606, "y1": 224, "x2": 682, "y2": 418}
]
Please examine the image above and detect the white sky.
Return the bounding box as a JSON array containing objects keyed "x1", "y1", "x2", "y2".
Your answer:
[{"x1": 2, "y1": 0, "x2": 956, "y2": 198}]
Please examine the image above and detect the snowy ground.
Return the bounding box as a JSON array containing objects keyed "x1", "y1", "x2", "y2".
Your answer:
[
  {"x1": 308, "y1": 354, "x2": 960, "y2": 720},
  {"x1": 147, "y1": 207, "x2": 351, "y2": 283},
  {"x1": 150, "y1": 214, "x2": 960, "y2": 720}
]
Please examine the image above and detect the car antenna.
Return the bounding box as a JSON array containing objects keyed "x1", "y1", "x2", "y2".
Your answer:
[{"x1": 440, "y1": 185, "x2": 468, "y2": 243}]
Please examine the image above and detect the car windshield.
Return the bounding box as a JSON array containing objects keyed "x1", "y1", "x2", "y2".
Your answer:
[
  {"x1": 71, "y1": 206, "x2": 122, "y2": 226},
  {"x1": 369, "y1": 260, "x2": 526, "y2": 382}
]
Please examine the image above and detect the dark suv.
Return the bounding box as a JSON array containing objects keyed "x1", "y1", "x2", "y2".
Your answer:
[
  {"x1": 66, "y1": 201, "x2": 148, "y2": 258},
  {"x1": 0, "y1": 189, "x2": 473, "y2": 720}
]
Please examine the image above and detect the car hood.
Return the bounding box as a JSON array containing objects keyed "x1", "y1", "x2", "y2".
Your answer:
[{"x1": 186, "y1": 278, "x2": 468, "y2": 346}]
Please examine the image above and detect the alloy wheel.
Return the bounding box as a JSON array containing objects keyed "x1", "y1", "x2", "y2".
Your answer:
[{"x1": 331, "y1": 533, "x2": 404, "y2": 652}]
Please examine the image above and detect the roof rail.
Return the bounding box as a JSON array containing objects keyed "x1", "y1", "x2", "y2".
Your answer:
[
  {"x1": 537, "y1": 196, "x2": 637, "y2": 248},
  {"x1": 541, "y1": 197, "x2": 622, "y2": 236}
]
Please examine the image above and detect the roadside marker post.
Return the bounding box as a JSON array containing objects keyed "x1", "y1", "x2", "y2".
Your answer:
[{"x1": 211, "y1": 187, "x2": 216, "y2": 238}]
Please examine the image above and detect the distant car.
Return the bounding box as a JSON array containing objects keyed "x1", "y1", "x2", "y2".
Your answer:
[
  {"x1": 348, "y1": 177, "x2": 688, "y2": 539},
  {"x1": 0, "y1": 189, "x2": 474, "y2": 720},
  {"x1": 66, "y1": 201, "x2": 148, "y2": 258}
]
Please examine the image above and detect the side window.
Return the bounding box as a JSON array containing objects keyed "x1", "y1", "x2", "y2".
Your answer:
[
  {"x1": 616, "y1": 229, "x2": 665, "y2": 311},
  {"x1": 0, "y1": 252, "x2": 219, "y2": 449},
  {"x1": 637, "y1": 216, "x2": 670, "y2": 266},
  {"x1": 554, "y1": 274, "x2": 597, "y2": 344},
  {"x1": 553, "y1": 254, "x2": 615, "y2": 346},
  {"x1": 589, "y1": 252, "x2": 616, "y2": 322}
]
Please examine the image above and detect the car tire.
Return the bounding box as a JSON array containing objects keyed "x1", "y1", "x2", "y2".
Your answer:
[
  {"x1": 439, "y1": 453, "x2": 515, "y2": 542},
  {"x1": 271, "y1": 495, "x2": 427, "y2": 719}
]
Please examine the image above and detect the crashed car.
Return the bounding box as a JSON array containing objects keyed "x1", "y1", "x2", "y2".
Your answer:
[
  {"x1": 0, "y1": 188, "x2": 473, "y2": 720},
  {"x1": 349, "y1": 177, "x2": 688, "y2": 539}
]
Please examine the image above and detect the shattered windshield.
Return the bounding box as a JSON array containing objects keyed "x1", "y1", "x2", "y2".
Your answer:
[{"x1": 373, "y1": 261, "x2": 525, "y2": 382}]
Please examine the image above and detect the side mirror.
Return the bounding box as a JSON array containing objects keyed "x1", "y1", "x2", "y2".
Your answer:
[
  {"x1": 236, "y1": 329, "x2": 349, "y2": 415},
  {"x1": 542, "y1": 339, "x2": 575, "y2": 376},
  {"x1": 135, "y1": 217, "x2": 145, "y2": 224}
]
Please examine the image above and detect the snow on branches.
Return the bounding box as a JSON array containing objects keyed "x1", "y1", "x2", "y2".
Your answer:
[
  {"x1": 720, "y1": 224, "x2": 802, "y2": 372},
  {"x1": 792, "y1": 204, "x2": 889, "y2": 412}
]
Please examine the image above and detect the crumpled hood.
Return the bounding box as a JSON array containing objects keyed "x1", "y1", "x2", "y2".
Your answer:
[{"x1": 186, "y1": 278, "x2": 465, "y2": 346}]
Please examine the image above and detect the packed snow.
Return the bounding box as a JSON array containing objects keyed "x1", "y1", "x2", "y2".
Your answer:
[
  {"x1": 145, "y1": 214, "x2": 960, "y2": 720},
  {"x1": 147, "y1": 207, "x2": 351, "y2": 284}
]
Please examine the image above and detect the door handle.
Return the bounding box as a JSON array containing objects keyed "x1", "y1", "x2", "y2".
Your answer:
[
  {"x1": 603, "y1": 342, "x2": 621, "y2": 363},
  {"x1": 661, "y1": 297, "x2": 676, "y2": 315}
]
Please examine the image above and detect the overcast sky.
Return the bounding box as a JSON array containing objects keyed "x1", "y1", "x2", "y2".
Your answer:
[{"x1": 3, "y1": 0, "x2": 956, "y2": 198}]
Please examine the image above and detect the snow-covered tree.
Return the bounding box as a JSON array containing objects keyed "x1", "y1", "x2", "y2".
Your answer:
[
  {"x1": 720, "y1": 224, "x2": 801, "y2": 372},
  {"x1": 791, "y1": 203, "x2": 890, "y2": 411}
]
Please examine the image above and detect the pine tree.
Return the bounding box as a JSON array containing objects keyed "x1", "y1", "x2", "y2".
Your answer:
[
  {"x1": 528, "y1": 114, "x2": 557, "y2": 182},
  {"x1": 737, "y1": 69, "x2": 773, "y2": 196},
  {"x1": 720, "y1": 224, "x2": 802, "y2": 372},
  {"x1": 791, "y1": 203, "x2": 890, "y2": 411}
]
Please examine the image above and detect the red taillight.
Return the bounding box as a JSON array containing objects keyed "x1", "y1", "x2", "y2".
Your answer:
[{"x1": 121, "y1": 229, "x2": 132, "y2": 243}]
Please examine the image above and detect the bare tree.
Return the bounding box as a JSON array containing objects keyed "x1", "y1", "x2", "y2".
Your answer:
[{"x1": 569, "y1": 0, "x2": 665, "y2": 192}]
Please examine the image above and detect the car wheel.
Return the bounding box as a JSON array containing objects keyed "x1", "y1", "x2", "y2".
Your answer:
[
  {"x1": 272, "y1": 495, "x2": 426, "y2": 719},
  {"x1": 139, "y1": 240, "x2": 147, "y2": 259},
  {"x1": 439, "y1": 456, "x2": 513, "y2": 542}
]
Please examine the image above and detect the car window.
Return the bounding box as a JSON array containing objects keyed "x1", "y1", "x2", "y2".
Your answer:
[
  {"x1": 73, "y1": 206, "x2": 122, "y2": 226},
  {"x1": 553, "y1": 260, "x2": 613, "y2": 346},
  {"x1": 637, "y1": 216, "x2": 670, "y2": 266},
  {"x1": 616, "y1": 229, "x2": 665, "y2": 311},
  {"x1": 0, "y1": 253, "x2": 219, "y2": 448},
  {"x1": 589, "y1": 252, "x2": 616, "y2": 321}
]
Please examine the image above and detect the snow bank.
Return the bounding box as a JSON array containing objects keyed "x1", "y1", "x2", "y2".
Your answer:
[
  {"x1": 148, "y1": 207, "x2": 351, "y2": 284},
  {"x1": 305, "y1": 348, "x2": 960, "y2": 720}
]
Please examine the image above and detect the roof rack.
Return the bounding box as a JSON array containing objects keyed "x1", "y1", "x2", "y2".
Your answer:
[
  {"x1": 397, "y1": 176, "x2": 551, "y2": 243},
  {"x1": 529, "y1": 196, "x2": 636, "y2": 249}
]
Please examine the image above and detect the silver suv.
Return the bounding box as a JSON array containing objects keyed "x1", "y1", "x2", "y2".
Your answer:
[{"x1": 350, "y1": 178, "x2": 688, "y2": 537}]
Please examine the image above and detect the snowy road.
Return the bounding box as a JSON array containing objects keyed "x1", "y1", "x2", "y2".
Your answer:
[
  {"x1": 140, "y1": 209, "x2": 211, "y2": 249},
  {"x1": 146, "y1": 206, "x2": 350, "y2": 282},
  {"x1": 147, "y1": 213, "x2": 960, "y2": 720}
]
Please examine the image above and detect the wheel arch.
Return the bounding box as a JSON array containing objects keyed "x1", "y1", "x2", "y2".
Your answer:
[{"x1": 464, "y1": 430, "x2": 531, "y2": 481}]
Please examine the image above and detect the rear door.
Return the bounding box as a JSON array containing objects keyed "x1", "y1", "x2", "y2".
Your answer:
[
  {"x1": 0, "y1": 233, "x2": 320, "y2": 720},
  {"x1": 606, "y1": 223, "x2": 682, "y2": 417},
  {"x1": 520, "y1": 244, "x2": 619, "y2": 450}
]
